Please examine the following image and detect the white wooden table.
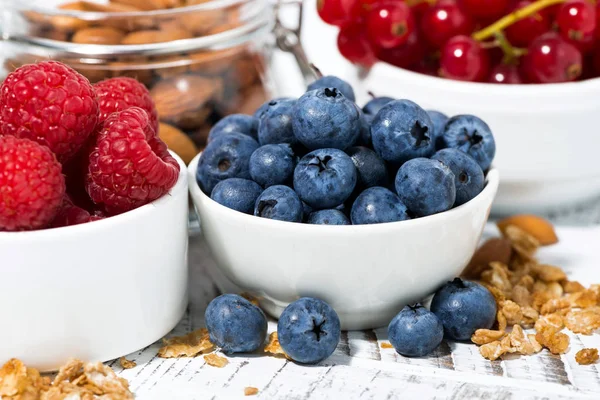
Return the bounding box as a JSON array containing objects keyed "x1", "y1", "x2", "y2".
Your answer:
[{"x1": 109, "y1": 216, "x2": 600, "y2": 400}]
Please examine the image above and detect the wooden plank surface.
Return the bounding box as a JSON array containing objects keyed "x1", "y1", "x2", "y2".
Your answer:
[{"x1": 111, "y1": 227, "x2": 600, "y2": 399}]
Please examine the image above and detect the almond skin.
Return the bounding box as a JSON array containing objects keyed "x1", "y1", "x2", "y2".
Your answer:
[
  {"x1": 462, "y1": 238, "x2": 513, "y2": 279},
  {"x1": 72, "y1": 27, "x2": 126, "y2": 45},
  {"x1": 158, "y1": 123, "x2": 198, "y2": 165},
  {"x1": 497, "y1": 215, "x2": 558, "y2": 246}
]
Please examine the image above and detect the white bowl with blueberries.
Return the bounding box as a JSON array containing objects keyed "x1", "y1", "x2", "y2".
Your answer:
[{"x1": 188, "y1": 76, "x2": 499, "y2": 330}]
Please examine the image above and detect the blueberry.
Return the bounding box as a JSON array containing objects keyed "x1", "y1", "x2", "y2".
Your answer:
[
  {"x1": 395, "y1": 158, "x2": 456, "y2": 217},
  {"x1": 363, "y1": 96, "x2": 394, "y2": 116},
  {"x1": 430, "y1": 278, "x2": 497, "y2": 341},
  {"x1": 426, "y1": 110, "x2": 449, "y2": 150},
  {"x1": 432, "y1": 149, "x2": 484, "y2": 206},
  {"x1": 388, "y1": 304, "x2": 444, "y2": 357},
  {"x1": 302, "y1": 201, "x2": 314, "y2": 218},
  {"x1": 307, "y1": 75, "x2": 355, "y2": 102},
  {"x1": 277, "y1": 297, "x2": 341, "y2": 364},
  {"x1": 211, "y1": 178, "x2": 262, "y2": 214},
  {"x1": 249, "y1": 144, "x2": 296, "y2": 187},
  {"x1": 441, "y1": 115, "x2": 496, "y2": 171},
  {"x1": 307, "y1": 209, "x2": 350, "y2": 225},
  {"x1": 355, "y1": 108, "x2": 373, "y2": 147},
  {"x1": 294, "y1": 148, "x2": 357, "y2": 209},
  {"x1": 208, "y1": 114, "x2": 259, "y2": 142},
  {"x1": 350, "y1": 187, "x2": 410, "y2": 225},
  {"x1": 371, "y1": 100, "x2": 436, "y2": 164},
  {"x1": 258, "y1": 99, "x2": 298, "y2": 146},
  {"x1": 196, "y1": 133, "x2": 259, "y2": 194},
  {"x1": 347, "y1": 146, "x2": 388, "y2": 189},
  {"x1": 205, "y1": 294, "x2": 268, "y2": 353},
  {"x1": 254, "y1": 97, "x2": 294, "y2": 119},
  {"x1": 254, "y1": 185, "x2": 303, "y2": 222},
  {"x1": 292, "y1": 88, "x2": 360, "y2": 150}
]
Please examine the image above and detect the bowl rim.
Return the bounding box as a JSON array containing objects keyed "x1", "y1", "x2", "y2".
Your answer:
[
  {"x1": 0, "y1": 151, "x2": 188, "y2": 239},
  {"x1": 188, "y1": 152, "x2": 500, "y2": 232},
  {"x1": 369, "y1": 61, "x2": 600, "y2": 95}
]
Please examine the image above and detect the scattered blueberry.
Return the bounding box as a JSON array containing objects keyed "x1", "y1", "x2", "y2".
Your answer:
[
  {"x1": 350, "y1": 187, "x2": 410, "y2": 225},
  {"x1": 196, "y1": 133, "x2": 259, "y2": 194},
  {"x1": 205, "y1": 294, "x2": 268, "y2": 353},
  {"x1": 426, "y1": 110, "x2": 449, "y2": 150},
  {"x1": 388, "y1": 304, "x2": 444, "y2": 357},
  {"x1": 441, "y1": 115, "x2": 496, "y2": 171},
  {"x1": 254, "y1": 97, "x2": 293, "y2": 120},
  {"x1": 432, "y1": 149, "x2": 484, "y2": 206},
  {"x1": 430, "y1": 278, "x2": 497, "y2": 341},
  {"x1": 211, "y1": 178, "x2": 262, "y2": 214},
  {"x1": 307, "y1": 209, "x2": 350, "y2": 225},
  {"x1": 307, "y1": 75, "x2": 356, "y2": 102},
  {"x1": 294, "y1": 148, "x2": 357, "y2": 209},
  {"x1": 395, "y1": 158, "x2": 456, "y2": 217},
  {"x1": 257, "y1": 99, "x2": 298, "y2": 146},
  {"x1": 249, "y1": 144, "x2": 296, "y2": 187},
  {"x1": 254, "y1": 185, "x2": 303, "y2": 222},
  {"x1": 371, "y1": 100, "x2": 435, "y2": 164},
  {"x1": 277, "y1": 297, "x2": 341, "y2": 364},
  {"x1": 292, "y1": 88, "x2": 360, "y2": 150},
  {"x1": 208, "y1": 114, "x2": 259, "y2": 141},
  {"x1": 347, "y1": 146, "x2": 388, "y2": 189},
  {"x1": 363, "y1": 96, "x2": 394, "y2": 116}
]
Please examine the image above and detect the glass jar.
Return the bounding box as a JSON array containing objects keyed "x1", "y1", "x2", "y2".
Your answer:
[{"x1": 0, "y1": 0, "x2": 276, "y2": 162}]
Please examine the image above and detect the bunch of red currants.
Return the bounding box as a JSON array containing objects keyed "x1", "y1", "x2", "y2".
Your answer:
[{"x1": 318, "y1": 0, "x2": 600, "y2": 84}]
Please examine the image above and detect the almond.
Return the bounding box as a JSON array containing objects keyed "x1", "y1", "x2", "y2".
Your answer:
[
  {"x1": 121, "y1": 28, "x2": 192, "y2": 44},
  {"x1": 462, "y1": 238, "x2": 513, "y2": 279},
  {"x1": 497, "y1": 215, "x2": 558, "y2": 246},
  {"x1": 159, "y1": 123, "x2": 198, "y2": 165},
  {"x1": 189, "y1": 48, "x2": 243, "y2": 75},
  {"x1": 72, "y1": 27, "x2": 126, "y2": 45},
  {"x1": 80, "y1": 1, "x2": 141, "y2": 12},
  {"x1": 151, "y1": 75, "x2": 222, "y2": 130},
  {"x1": 111, "y1": 0, "x2": 183, "y2": 10},
  {"x1": 180, "y1": 9, "x2": 224, "y2": 35}
]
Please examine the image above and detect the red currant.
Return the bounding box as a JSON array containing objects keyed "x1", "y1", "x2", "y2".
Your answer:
[
  {"x1": 439, "y1": 35, "x2": 490, "y2": 81},
  {"x1": 337, "y1": 24, "x2": 377, "y2": 66},
  {"x1": 317, "y1": 0, "x2": 359, "y2": 27},
  {"x1": 556, "y1": 0, "x2": 596, "y2": 41},
  {"x1": 458, "y1": 0, "x2": 509, "y2": 20},
  {"x1": 522, "y1": 32, "x2": 583, "y2": 83},
  {"x1": 377, "y1": 30, "x2": 427, "y2": 68},
  {"x1": 366, "y1": 3, "x2": 415, "y2": 48},
  {"x1": 567, "y1": 32, "x2": 596, "y2": 53},
  {"x1": 357, "y1": 0, "x2": 381, "y2": 17},
  {"x1": 488, "y1": 64, "x2": 523, "y2": 83},
  {"x1": 421, "y1": 0, "x2": 475, "y2": 48},
  {"x1": 505, "y1": 1, "x2": 551, "y2": 47}
]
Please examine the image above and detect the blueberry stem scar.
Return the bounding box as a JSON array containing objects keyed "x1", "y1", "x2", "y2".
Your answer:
[
  {"x1": 257, "y1": 199, "x2": 277, "y2": 217},
  {"x1": 411, "y1": 121, "x2": 429, "y2": 147},
  {"x1": 308, "y1": 317, "x2": 327, "y2": 342}
]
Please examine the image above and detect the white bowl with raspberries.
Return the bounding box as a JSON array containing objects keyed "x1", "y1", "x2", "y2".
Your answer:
[
  {"x1": 188, "y1": 75, "x2": 500, "y2": 330},
  {"x1": 0, "y1": 61, "x2": 188, "y2": 370}
]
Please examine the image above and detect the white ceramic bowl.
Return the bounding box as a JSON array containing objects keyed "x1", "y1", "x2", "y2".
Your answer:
[
  {"x1": 188, "y1": 153, "x2": 499, "y2": 330},
  {"x1": 0, "y1": 152, "x2": 189, "y2": 371},
  {"x1": 354, "y1": 64, "x2": 600, "y2": 215}
]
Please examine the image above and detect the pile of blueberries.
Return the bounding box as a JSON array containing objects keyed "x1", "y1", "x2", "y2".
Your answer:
[
  {"x1": 205, "y1": 277, "x2": 497, "y2": 364},
  {"x1": 196, "y1": 75, "x2": 496, "y2": 225}
]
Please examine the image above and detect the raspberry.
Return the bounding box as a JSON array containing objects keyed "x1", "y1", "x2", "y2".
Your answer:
[
  {"x1": 50, "y1": 195, "x2": 103, "y2": 228},
  {"x1": 0, "y1": 61, "x2": 99, "y2": 162},
  {"x1": 0, "y1": 136, "x2": 66, "y2": 231},
  {"x1": 94, "y1": 77, "x2": 159, "y2": 133},
  {"x1": 86, "y1": 107, "x2": 180, "y2": 214}
]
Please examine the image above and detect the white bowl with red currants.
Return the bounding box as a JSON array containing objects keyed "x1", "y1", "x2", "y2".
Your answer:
[{"x1": 316, "y1": 0, "x2": 600, "y2": 214}]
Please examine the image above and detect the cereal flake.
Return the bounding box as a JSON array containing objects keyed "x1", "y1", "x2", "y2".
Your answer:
[
  {"x1": 119, "y1": 357, "x2": 136, "y2": 370},
  {"x1": 264, "y1": 332, "x2": 288, "y2": 358},
  {"x1": 564, "y1": 309, "x2": 600, "y2": 335},
  {"x1": 158, "y1": 328, "x2": 215, "y2": 358},
  {"x1": 471, "y1": 329, "x2": 506, "y2": 345},
  {"x1": 380, "y1": 342, "x2": 394, "y2": 349},
  {"x1": 204, "y1": 354, "x2": 229, "y2": 368},
  {"x1": 535, "y1": 325, "x2": 570, "y2": 354},
  {"x1": 575, "y1": 348, "x2": 599, "y2": 365},
  {"x1": 244, "y1": 387, "x2": 259, "y2": 396}
]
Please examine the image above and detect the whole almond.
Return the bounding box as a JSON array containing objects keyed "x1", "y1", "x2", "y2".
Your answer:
[
  {"x1": 121, "y1": 28, "x2": 192, "y2": 44},
  {"x1": 497, "y1": 215, "x2": 558, "y2": 246},
  {"x1": 33, "y1": 2, "x2": 89, "y2": 32},
  {"x1": 151, "y1": 75, "x2": 222, "y2": 130},
  {"x1": 180, "y1": 10, "x2": 223, "y2": 35},
  {"x1": 159, "y1": 123, "x2": 198, "y2": 165},
  {"x1": 462, "y1": 238, "x2": 513, "y2": 279},
  {"x1": 72, "y1": 27, "x2": 126, "y2": 45},
  {"x1": 80, "y1": 1, "x2": 141, "y2": 12},
  {"x1": 111, "y1": 0, "x2": 182, "y2": 10}
]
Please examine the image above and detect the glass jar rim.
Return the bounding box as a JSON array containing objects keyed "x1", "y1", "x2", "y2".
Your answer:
[
  {"x1": 13, "y1": 0, "x2": 253, "y2": 19},
  {"x1": 2, "y1": 0, "x2": 274, "y2": 57}
]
